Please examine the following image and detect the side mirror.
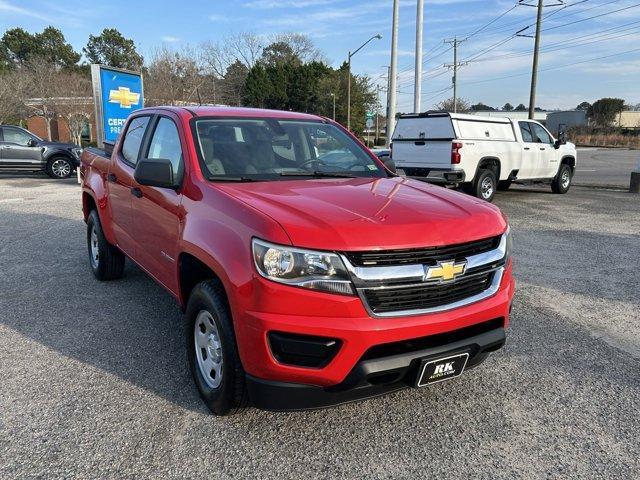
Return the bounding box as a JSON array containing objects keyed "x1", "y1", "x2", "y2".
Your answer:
[
  {"x1": 28, "y1": 139, "x2": 38, "y2": 147},
  {"x1": 134, "y1": 158, "x2": 180, "y2": 189},
  {"x1": 382, "y1": 157, "x2": 396, "y2": 173}
]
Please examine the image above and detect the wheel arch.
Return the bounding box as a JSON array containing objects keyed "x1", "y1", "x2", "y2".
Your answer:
[
  {"x1": 475, "y1": 156, "x2": 502, "y2": 181},
  {"x1": 177, "y1": 251, "x2": 230, "y2": 313},
  {"x1": 560, "y1": 155, "x2": 576, "y2": 172}
]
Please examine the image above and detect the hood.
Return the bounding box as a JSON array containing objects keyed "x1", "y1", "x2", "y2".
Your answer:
[{"x1": 217, "y1": 177, "x2": 507, "y2": 251}]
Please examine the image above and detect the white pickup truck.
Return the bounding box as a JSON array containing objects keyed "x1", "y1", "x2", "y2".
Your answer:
[{"x1": 390, "y1": 112, "x2": 577, "y2": 202}]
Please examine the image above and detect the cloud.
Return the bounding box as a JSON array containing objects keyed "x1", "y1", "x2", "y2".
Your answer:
[
  {"x1": 0, "y1": 0, "x2": 56, "y2": 23},
  {"x1": 162, "y1": 36, "x2": 181, "y2": 43},
  {"x1": 244, "y1": 0, "x2": 340, "y2": 8}
]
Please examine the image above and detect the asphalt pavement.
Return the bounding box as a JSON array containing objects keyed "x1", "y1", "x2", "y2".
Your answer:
[
  {"x1": 574, "y1": 148, "x2": 638, "y2": 188},
  {"x1": 0, "y1": 171, "x2": 638, "y2": 479}
]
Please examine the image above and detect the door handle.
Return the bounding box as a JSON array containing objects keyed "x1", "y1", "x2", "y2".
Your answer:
[
  {"x1": 131, "y1": 187, "x2": 143, "y2": 198},
  {"x1": 107, "y1": 173, "x2": 117, "y2": 183},
  {"x1": 524, "y1": 147, "x2": 530, "y2": 151},
  {"x1": 540, "y1": 147, "x2": 546, "y2": 151}
]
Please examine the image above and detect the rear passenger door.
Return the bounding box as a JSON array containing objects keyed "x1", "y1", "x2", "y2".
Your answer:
[
  {"x1": 517, "y1": 122, "x2": 539, "y2": 179},
  {"x1": 108, "y1": 115, "x2": 151, "y2": 259},
  {"x1": 131, "y1": 115, "x2": 185, "y2": 293}
]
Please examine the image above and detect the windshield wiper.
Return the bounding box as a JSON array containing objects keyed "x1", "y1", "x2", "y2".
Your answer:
[
  {"x1": 207, "y1": 175, "x2": 256, "y2": 182},
  {"x1": 279, "y1": 171, "x2": 357, "y2": 179}
]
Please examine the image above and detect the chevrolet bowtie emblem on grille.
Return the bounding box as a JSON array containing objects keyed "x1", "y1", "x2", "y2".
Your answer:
[
  {"x1": 108, "y1": 87, "x2": 140, "y2": 108},
  {"x1": 425, "y1": 260, "x2": 467, "y2": 282}
]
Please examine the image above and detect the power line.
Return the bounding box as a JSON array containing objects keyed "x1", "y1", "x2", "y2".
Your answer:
[
  {"x1": 458, "y1": 47, "x2": 640, "y2": 86},
  {"x1": 542, "y1": 2, "x2": 640, "y2": 32}
]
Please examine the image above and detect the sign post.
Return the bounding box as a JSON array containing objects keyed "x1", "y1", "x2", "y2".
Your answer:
[
  {"x1": 365, "y1": 112, "x2": 375, "y2": 147},
  {"x1": 90, "y1": 65, "x2": 144, "y2": 149}
]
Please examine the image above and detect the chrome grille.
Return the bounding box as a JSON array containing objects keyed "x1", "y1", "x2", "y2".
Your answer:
[
  {"x1": 341, "y1": 232, "x2": 508, "y2": 317},
  {"x1": 343, "y1": 235, "x2": 501, "y2": 267}
]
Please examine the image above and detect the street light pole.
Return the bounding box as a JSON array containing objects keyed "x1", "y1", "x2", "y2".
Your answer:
[
  {"x1": 387, "y1": 0, "x2": 400, "y2": 146},
  {"x1": 414, "y1": 0, "x2": 424, "y2": 113},
  {"x1": 347, "y1": 34, "x2": 382, "y2": 131}
]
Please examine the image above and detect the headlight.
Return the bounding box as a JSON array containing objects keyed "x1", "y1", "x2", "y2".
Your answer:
[{"x1": 252, "y1": 239, "x2": 355, "y2": 295}]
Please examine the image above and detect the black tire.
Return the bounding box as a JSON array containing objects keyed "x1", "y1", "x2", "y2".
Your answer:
[
  {"x1": 46, "y1": 156, "x2": 74, "y2": 179},
  {"x1": 551, "y1": 163, "x2": 572, "y2": 194},
  {"x1": 469, "y1": 169, "x2": 497, "y2": 202},
  {"x1": 87, "y1": 210, "x2": 125, "y2": 280},
  {"x1": 186, "y1": 280, "x2": 248, "y2": 415},
  {"x1": 497, "y1": 180, "x2": 512, "y2": 191}
]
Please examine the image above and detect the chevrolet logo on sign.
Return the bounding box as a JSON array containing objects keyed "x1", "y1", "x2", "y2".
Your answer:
[
  {"x1": 425, "y1": 260, "x2": 467, "y2": 282},
  {"x1": 108, "y1": 87, "x2": 140, "y2": 108}
]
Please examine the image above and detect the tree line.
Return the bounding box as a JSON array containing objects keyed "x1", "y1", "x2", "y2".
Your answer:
[{"x1": 0, "y1": 27, "x2": 378, "y2": 140}]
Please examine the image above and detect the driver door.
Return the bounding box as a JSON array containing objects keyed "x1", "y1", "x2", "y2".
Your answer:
[
  {"x1": 530, "y1": 122, "x2": 559, "y2": 178},
  {"x1": 0, "y1": 126, "x2": 42, "y2": 170}
]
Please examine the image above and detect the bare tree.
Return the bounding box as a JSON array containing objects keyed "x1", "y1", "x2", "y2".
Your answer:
[
  {"x1": 145, "y1": 46, "x2": 203, "y2": 106},
  {"x1": 54, "y1": 71, "x2": 92, "y2": 145},
  {"x1": 200, "y1": 32, "x2": 263, "y2": 79},
  {"x1": 434, "y1": 97, "x2": 471, "y2": 113},
  {"x1": 23, "y1": 59, "x2": 62, "y2": 140},
  {"x1": 0, "y1": 70, "x2": 28, "y2": 124},
  {"x1": 270, "y1": 33, "x2": 325, "y2": 64}
]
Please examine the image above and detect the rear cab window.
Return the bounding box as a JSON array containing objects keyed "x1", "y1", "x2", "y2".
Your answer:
[
  {"x1": 518, "y1": 122, "x2": 534, "y2": 143},
  {"x1": 121, "y1": 116, "x2": 151, "y2": 165}
]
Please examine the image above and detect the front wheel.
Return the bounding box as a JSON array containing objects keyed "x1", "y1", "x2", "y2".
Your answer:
[
  {"x1": 551, "y1": 164, "x2": 572, "y2": 194},
  {"x1": 46, "y1": 156, "x2": 74, "y2": 179},
  {"x1": 186, "y1": 280, "x2": 247, "y2": 415}
]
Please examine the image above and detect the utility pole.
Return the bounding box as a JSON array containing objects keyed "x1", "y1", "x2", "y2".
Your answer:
[
  {"x1": 444, "y1": 38, "x2": 466, "y2": 113},
  {"x1": 387, "y1": 0, "x2": 400, "y2": 146},
  {"x1": 375, "y1": 85, "x2": 380, "y2": 145},
  {"x1": 330, "y1": 92, "x2": 336, "y2": 121},
  {"x1": 528, "y1": 0, "x2": 544, "y2": 120},
  {"x1": 414, "y1": 0, "x2": 424, "y2": 113}
]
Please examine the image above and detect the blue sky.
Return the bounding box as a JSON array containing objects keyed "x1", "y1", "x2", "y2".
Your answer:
[{"x1": 1, "y1": 0, "x2": 639, "y2": 111}]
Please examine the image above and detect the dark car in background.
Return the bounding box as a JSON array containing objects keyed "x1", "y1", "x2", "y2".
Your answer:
[{"x1": 0, "y1": 125, "x2": 82, "y2": 179}]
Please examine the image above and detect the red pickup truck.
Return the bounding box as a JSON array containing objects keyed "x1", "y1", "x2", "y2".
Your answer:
[{"x1": 81, "y1": 106, "x2": 514, "y2": 415}]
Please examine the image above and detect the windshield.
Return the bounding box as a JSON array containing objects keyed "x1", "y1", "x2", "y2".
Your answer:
[{"x1": 194, "y1": 118, "x2": 385, "y2": 181}]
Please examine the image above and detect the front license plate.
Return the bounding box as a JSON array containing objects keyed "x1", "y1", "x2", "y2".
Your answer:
[{"x1": 416, "y1": 353, "x2": 469, "y2": 387}]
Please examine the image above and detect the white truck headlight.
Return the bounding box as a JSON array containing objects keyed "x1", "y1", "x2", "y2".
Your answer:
[{"x1": 252, "y1": 239, "x2": 355, "y2": 295}]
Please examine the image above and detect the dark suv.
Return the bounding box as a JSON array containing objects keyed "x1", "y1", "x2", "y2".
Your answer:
[{"x1": 0, "y1": 125, "x2": 82, "y2": 179}]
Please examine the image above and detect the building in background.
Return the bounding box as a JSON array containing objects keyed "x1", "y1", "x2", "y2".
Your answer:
[
  {"x1": 546, "y1": 111, "x2": 587, "y2": 134},
  {"x1": 25, "y1": 97, "x2": 95, "y2": 144}
]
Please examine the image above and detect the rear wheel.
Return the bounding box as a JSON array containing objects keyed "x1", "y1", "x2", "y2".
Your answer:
[
  {"x1": 87, "y1": 210, "x2": 125, "y2": 280},
  {"x1": 46, "y1": 156, "x2": 73, "y2": 179},
  {"x1": 186, "y1": 280, "x2": 247, "y2": 415},
  {"x1": 467, "y1": 169, "x2": 497, "y2": 202},
  {"x1": 551, "y1": 164, "x2": 572, "y2": 194}
]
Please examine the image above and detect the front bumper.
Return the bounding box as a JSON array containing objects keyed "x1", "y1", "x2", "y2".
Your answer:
[
  {"x1": 246, "y1": 323, "x2": 505, "y2": 411},
  {"x1": 235, "y1": 261, "x2": 514, "y2": 399}
]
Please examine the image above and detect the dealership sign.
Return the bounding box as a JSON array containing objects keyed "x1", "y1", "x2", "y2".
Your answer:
[{"x1": 90, "y1": 64, "x2": 144, "y2": 147}]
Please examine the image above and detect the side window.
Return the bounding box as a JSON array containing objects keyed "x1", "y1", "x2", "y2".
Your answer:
[
  {"x1": 531, "y1": 123, "x2": 552, "y2": 144},
  {"x1": 4, "y1": 127, "x2": 34, "y2": 146},
  {"x1": 519, "y1": 122, "x2": 534, "y2": 143},
  {"x1": 121, "y1": 116, "x2": 150, "y2": 165},
  {"x1": 146, "y1": 117, "x2": 184, "y2": 178}
]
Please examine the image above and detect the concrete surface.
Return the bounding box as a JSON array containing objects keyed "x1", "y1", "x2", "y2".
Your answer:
[{"x1": 0, "y1": 174, "x2": 638, "y2": 479}]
